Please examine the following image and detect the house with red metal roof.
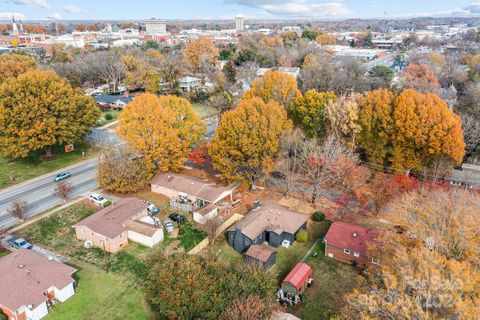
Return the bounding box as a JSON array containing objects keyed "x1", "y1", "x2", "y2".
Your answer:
[
  {"x1": 323, "y1": 221, "x2": 379, "y2": 268},
  {"x1": 281, "y1": 262, "x2": 313, "y2": 295}
]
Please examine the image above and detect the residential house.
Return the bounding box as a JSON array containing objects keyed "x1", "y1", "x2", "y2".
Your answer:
[
  {"x1": 323, "y1": 221, "x2": 379, "y2": 267},
  {"x1": 227, "y1": 203, "x2": 308, "y2": 253},
  {"x1": 245, "y1": 244, "x2": 276, "y2": 268},
  {"x1": 439, "y1": 84, "x2": 458, "y2": 109},
  {"x1": 256, "y1": 67, "x2": 271, "y2": 78},
  {"x1": 151, "y1": 173, "x2": 234, "y2": 224},
  {"x1": 278, "y1": 66, "x2": 300, "y2": 80},
  {"x1": 281, "y1": 262, "x2": 313, "y2": 295},
  {"x1": 73, "y1": 198, "x2": 163, "y2": 253},
  {"x1": 93, "y1": 93, "x2": 133, "y2": 110},
  {"x1": 0, "y1": 249, "x2": 77, "y2": 320},
  {"x1": 179, "y1": 76, "x2": 201, "y2": 92}
]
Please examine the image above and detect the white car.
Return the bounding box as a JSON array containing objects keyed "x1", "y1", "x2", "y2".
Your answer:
[
  {"x1": 89, "y1": 194, "x2": 109, "y2": 207},
  {"x1": 163, "y1": 221, "x2": 174, "y2": 233}
]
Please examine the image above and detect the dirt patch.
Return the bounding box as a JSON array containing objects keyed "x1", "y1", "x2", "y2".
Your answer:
[
  {"x1": 163, "y1": 240, "x2": 184, "y2": 256},
  {"x1": 57, "y1": 227, "x2": 70, "y2": 235}
]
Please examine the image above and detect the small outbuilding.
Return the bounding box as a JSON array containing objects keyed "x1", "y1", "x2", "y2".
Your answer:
[
  {"x1": 245, "y1": 244, "x2": 276, "y2": 268},
  {"x1": 281, "y1": 262, "x2": 313, "y2": 295}
]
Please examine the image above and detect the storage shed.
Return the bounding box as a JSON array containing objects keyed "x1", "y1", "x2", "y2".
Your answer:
[{"x1": 281, "y1": 262, "x2": 313, "y2": 295}]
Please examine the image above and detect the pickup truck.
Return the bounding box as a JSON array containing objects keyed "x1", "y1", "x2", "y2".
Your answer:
[{"x1": 7, "y1": 236, "x2": 33, "y2": 249}]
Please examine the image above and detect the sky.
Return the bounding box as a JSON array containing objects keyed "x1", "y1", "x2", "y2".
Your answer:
[{"x1": 3, "y1": 0, "x2": 480, "y2": 21}]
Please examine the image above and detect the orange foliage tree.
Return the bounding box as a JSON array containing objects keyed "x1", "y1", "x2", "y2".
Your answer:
[
  {"x1": 244, "y1": 70, "x2": 302, "y2": 108},
  {"x1": 400, "y1": 63, "x2": 440, "y2": 93},
  {"x1": 315, "y1": 33, "x2": 336, "y2": 46},
  {"x1": 185, "y1": 37, "x2": 219, "y2": 72},
  {"x1": 0, "y1": 54, "x2": 36, "y2": 83}
]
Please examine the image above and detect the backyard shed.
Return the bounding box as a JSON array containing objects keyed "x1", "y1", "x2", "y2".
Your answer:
[
  {"x1": 245, "y1": 244, "x2": 276, "y2": 268},
  {"x1": 281, "y1": 262, "x2": 313, "y2": 295}
]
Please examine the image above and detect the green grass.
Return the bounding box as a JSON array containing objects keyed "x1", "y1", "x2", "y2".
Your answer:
[
  {"x1": 177, "y1": 220, "x2": 206, "y2": 251},
  {"x1": 45, "y1": 262, "x2": 154, "y2": 320},
  {"x1": 210, "y1": 237, "x2": 244, "y2": 267},
  {"x1": 0, "y1": 143, "x2": 95, "y2": 190},
  {"x1": 97, "y1": 110, "x2": 121, "y2": 127},
  {"x1": 192, "y1": 103, "x2": 216, "y2": 119}
]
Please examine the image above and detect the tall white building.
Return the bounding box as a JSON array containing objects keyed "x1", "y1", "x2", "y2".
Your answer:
[
  {"x1": 235, "y1": 14, "x2": 244, "y2": 32},
  {"x1": 145, "y1": 18, "x2": 167, "y2": 35}
]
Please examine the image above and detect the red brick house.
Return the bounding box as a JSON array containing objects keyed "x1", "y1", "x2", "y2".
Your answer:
[{"x1": 323, "y1": 222, "x2": 379, "y2": 268}]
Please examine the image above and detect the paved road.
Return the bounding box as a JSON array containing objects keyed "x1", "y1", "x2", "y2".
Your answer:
[{"x1": 0, "y1": 158, "x2": 98, "y2": 228}]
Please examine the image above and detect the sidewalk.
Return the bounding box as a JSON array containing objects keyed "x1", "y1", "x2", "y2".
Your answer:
[{"x1": 9, "y1": 196, "x2": 86, "y2": 233}]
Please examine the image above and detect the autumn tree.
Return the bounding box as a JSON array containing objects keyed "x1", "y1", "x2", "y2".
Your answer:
[
  {"x1": 145, "y1": 69, "x2": 160, "y2": 93},
  {"x1": 325, "y1": 94, "x2": 361, "y2": 148},
  {"x1": 0, "y1": 53, "x2": 36, "y2": 83},
  {"x1": 122, "y1": 55, "x2": 148, "y2": 90},
  {"x1": 220, "y1": 296, "x2": 280, "y2": 320},
  {"x1": 7, "y1": 200, "x2": 28, "y2": 222},
  {"x1": 117, "y1": 93, "x2": 205, "y2": 173},
  {"x1": 399, "y1": 63, "x2": 440, "y2": 94},
  {"x1": 210, "y1": 97, "x2": 291, "y2": 188},
  {"x1": 189, "y1": 142, "x2": 212, "y2": 169},
  {"x1": 185, "y1": 37, "x2": 219, "y2": 72},
  {"x1": 54, "y1": 181, "x2": 72, "y2": 202},
  {"x1": 98, "y1": 146, "x2": 151, "y2": 194},
  {"x1": 0, "y1": 70, "x2": 99, "y2": 158},
  {"x1": 357, "y1": 89, "x2": 395, "y2": 166},
  {"x1": 198, "y1": 216, "x2": 223, "y2": 246},
  {"x1": 244, "y1": 70, "x2": 301, "y2": 108},
  {"x1": 288, "y1": 89, "x2": 336, "y2": 139},
  {"x1": 315, "y1": 33, "x2": 336, "y2": 46},
  {"x1": 391, "y1": 89, "x2": 465, "y2": 172},
  {"x1": 342, "y1": 189, "x2": 480, "y2": 320}
]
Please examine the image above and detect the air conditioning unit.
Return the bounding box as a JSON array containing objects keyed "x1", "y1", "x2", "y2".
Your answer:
[
  {"x1": 83, "y1": 240, "x2": 93, "y2": 249},
  {"x1": 281, "y1": 240, "x2": 291, "y2": 248}
]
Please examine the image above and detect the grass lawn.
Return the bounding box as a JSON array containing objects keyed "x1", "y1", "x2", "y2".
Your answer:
[
  {"x1": 0, "y1": 143, "x2": 95, "y2": 190},
  {"x1": 45, "y1": 262, "x2": 154, "y2": 320},
  {"x1": 176, "y1": 219, "x2": 206, "y2": 251},
  {"x1": 208, "y1": 237, "x2": 244, "y2": 267},
  {"x1": 96, "y1": 110, "x2": 121, "y2": 127},
  {"x1": 294, "y1": 242, "x2": 360, "y2": 320},
  {"x1": 192, "y1": 103, "x2": 216, "y2": 119}
]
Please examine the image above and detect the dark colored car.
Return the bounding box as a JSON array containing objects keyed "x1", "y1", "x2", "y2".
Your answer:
[
  {"x1": 169, "y1": 214, "x2": 185, "y2": 223},
  {"x1": 54, "y1": 171, "x2": 71, "y2": 182},
  {"x1": 7, "y1": 236, "x2": 33, "y2": 249}
]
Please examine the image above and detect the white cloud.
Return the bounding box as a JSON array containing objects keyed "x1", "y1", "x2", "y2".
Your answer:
[
  {"x1": 63, "y1": 4, "x2": 82, "y2": 14},
  {"x1": 226, "y1": 0, "x2": 351, "y2": 18},
  {"x1": 10, "y1": 0, "x2": 51, "y2": 9},
  {"x1": 0, "y1": 12, "x2": 25, "y2": 20},
  {"x1": 400, "y1": 2, "x2": 480, "y2": 17},
  {"x1": 47, "y1": 12, "x2": 61, "y2": 20}
]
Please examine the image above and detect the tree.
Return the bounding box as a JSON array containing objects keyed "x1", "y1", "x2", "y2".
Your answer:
[
  {"x1": 296, "y1": 230, "x2": 308, "y2": 242},
  {"x1": 288, "y1": 89, "x2": 336, "y2": 139},
  {"x1": 357, "y1": 89, "x2": 395, "y2": 166},
  {"x1": 208, "y1": 91, "x2": 234, "y2": 118},
  {"x1": 54, "y1": 181, "x2": 72, "y2": 202},
  {"x1": 342, "y1": 189, "x2": 480, "y2": 320},
  {"x1": 98, "y1": 146, "x2": 151, "y2": 194},
  {"x1": 399, "y1": 63, "x2": 440, "y2": 94},
  {"x1": 7, "y1": 200, "x2": 28, "y2": 222},
  {"x1": 461, "y1": 114, "x2": 480, "y2": 163},
  {"x1": 122, "y1": 55, "x2": 148, "y2": 90},
  {"x1": 185, "y1": 37, "x2": 219, "y2": 72},
  {"x1": 302, "y1": 30, "x2": 321, "y2": 41},
  {"x1": 325, "y1": 94, "x2": 361, "y2": 148},
  {"x1": 210, "y1": 97, "x2": 291, "y2": 188},
  {"x1": 222, "y1": 59, "x2": 237, "y2": 83},
  {"x1": 159, "y1": 52, "x2": 184, "y2": 93},
  {"x1": 315, "y1": 34, "x2": 336, "y2": 46},
  {"x1": 244, "y1": 70, "x2": 301, "y2": 108},
  {"x1": 392, "y1": 89, "x2": 465, "y2": 171},
  {"x1": 145, "y1": 69, "x2": 160, "y2": 93},
  {"x1": 220, "y1": 296, "x2": 280, "y2": 320},
  {"x1": 117, "y1": 93, "x2": 206, "y2": 173},
  {"x1": 270, "y1": 129, "x2": 307, "y2": 198},
  {"x1": 368, "y1": 65, "x2": 394, "y2": 89},
  {"x1": 189, "y1": 142, "x2": 212, "y2": 169},
  {"x1": 361, "y1": 31, "x2": 373, "y2": 48},
  {"x1": 198, "y1": 216, "x2": 223, "y2": 246},
  {"x1": 0, "y1": 53, "x2": 36, "y2": 83},
  {"x1": 0, "y1": 70, "x2": 99, "y2": 159},
  {"x1": 0, "y1": 309, "x2": 7, "y2": 320}
]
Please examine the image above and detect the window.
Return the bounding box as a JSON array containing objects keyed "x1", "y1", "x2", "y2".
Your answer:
[
  {"x1": 343, "y1": 249, "x2": 351, "y2": 255},
  {"x1": 372, "y1": 257, "x2": 379, "y2": 265},
  {"x1": 354, "y1": 252, "x2": 360, "y2": 257}
]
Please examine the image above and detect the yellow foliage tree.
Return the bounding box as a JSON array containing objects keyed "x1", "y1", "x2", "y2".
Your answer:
[
  {"x1": 185, "y1": 37, "x2": 219, "y2": 72},
  {"x1": 210, "y1": 97, "x2": 292, "y2": 187},
  {"x1": 0, "y1": 54, "x2": 36, "y2": 83},
  {"x1": 244, "y1": 70, "x2": 302, "y2": 108},
  {"x1": 122, "y1": 55, "x2": 148, "y2": 90},
  {"x1": 391, "y1": 89, "x2": 465, "y2": 171},
  {"x1": 325, "y1": 94, "x2": 362, "y2": 148},
  {"x1": 315, "y1": 34, "x2": 336, "y2": 46},
  {"x1": 0, "y1": 70, "x2": 99, "y2": 158},
  {"x1": 357, "y1": 89, "x2": 395, "y2": 166},
  {"x1": 117, "y1": 93, "x2": 206, "y2": 172}
]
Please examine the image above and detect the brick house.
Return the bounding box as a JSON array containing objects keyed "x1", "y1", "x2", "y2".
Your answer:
[
  {"x1": 0, "y1": 250, "x2": 77, "y2": 320},
  {"x1": 73, "y1": 198, "x2": 163, "y2": 253},
  {"x1": 323, "y1": 221, "x2": 379, "y2": 268}
]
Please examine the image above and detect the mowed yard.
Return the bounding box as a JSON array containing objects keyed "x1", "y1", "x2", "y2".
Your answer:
[{"x1": 0, "y1": 143, "x2": 95, "y2": 190}]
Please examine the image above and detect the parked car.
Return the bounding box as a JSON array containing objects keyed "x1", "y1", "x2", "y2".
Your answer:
[
  {"x1": 169, "y1": 214, "x2": 185, "y2": 223},
  {"x1": 143, "y1": 200, "x2": 159, "y2": 215},
  {"x1": 89, "y1": 194, "x2": 109, "y2": 207},
  {"x1": 163, "y1": 221, "x2": 174, "y2": 233},
  {"x1": 53, "y1": 171, "x2": 71, "y2": 182},
  {"x1": 7, "y1": 236, "x2": 33, "y2": 249}
]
